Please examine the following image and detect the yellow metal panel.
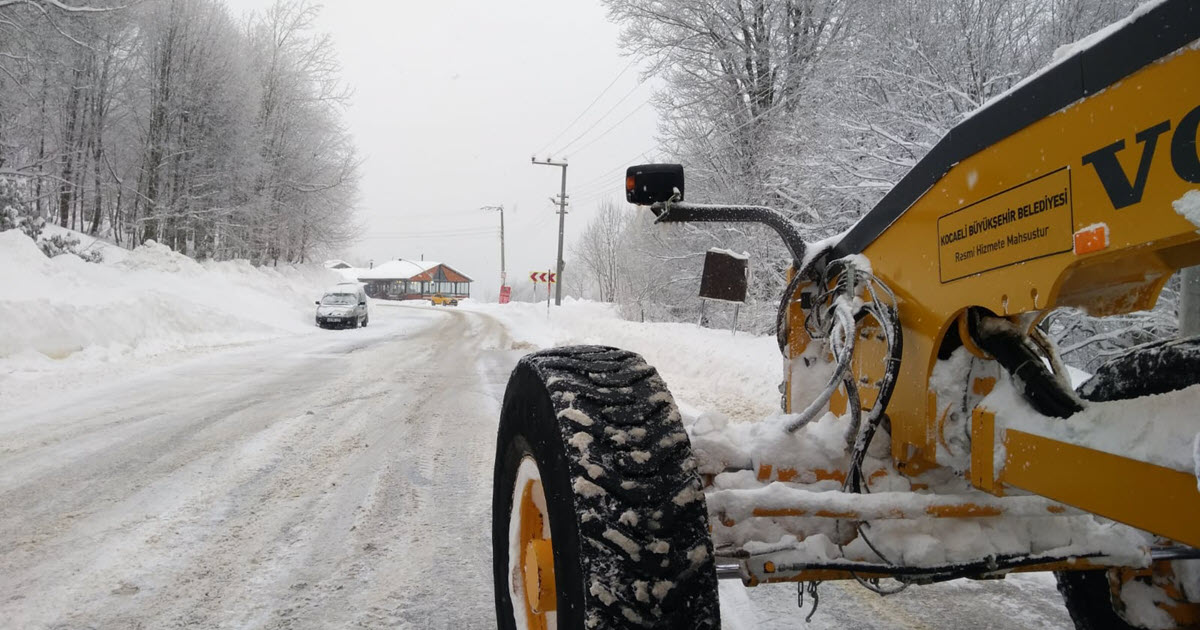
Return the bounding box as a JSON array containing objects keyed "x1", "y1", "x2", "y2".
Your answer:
[
  {"x1": 1000, "y1": 430, "x2": 1200, "y2": 548},
  {"x1": 937, "y1": 168, "x2": 1074, "y2": 282},
  {"x1": 859, "y1": 45, "x2": 1200, "y2": 470},
  {"x1": 970, "y1": 408, "x2": 997, "y2": 494}
]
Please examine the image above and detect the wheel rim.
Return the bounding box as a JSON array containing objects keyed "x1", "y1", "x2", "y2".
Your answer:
[{"x1": 509, "y1": 457, "x2": 556, "y2": 630}]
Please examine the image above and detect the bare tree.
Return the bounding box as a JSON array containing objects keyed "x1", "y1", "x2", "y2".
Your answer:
[{"x1": 572, "y1": 198, "x2": 632, "y2": 302}]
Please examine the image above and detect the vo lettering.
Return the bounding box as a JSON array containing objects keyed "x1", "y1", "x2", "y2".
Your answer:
[{"x1": 1082, "y1": 103, "x2": 1200, "y2": 210}]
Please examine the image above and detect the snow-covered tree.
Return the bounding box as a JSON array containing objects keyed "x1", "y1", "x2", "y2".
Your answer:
[
  {"x1": 592, "y1": 0, "x2": 1157, "y2": 341},
  {"x1": 0, "y1": 0, "x2": 360, "y2": 264}
]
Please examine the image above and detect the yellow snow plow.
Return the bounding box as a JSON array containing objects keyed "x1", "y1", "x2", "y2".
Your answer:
[{"x1": 492, "y1": 2, "x2": 1200, "y2": 628}]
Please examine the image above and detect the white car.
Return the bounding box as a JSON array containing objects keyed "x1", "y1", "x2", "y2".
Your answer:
[{"x1": 315, "y1": 284, "x2": 369, "y2": 329}]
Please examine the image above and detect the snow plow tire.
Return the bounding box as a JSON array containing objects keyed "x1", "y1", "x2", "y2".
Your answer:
[
  {"x1": 1076, "y1": 335, "x2": 1200, "y2": 402},
  {"x1": 1055, "y1": 570, "x2": 1141, "y2": 630},
  {"x1": 1057, "y1": 336, "x2": 1200, "y2": 630},
  {"x1": 492, "y1": 345, "x2": 720, "y2": 630}
]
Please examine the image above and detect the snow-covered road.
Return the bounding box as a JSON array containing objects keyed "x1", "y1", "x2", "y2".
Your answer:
[
  {"x1": 1, "y1": 304, "x2": 518, "y2": 629},
  {"x1": 0, "y1": 303, "x2": 1075, "y2": 629}
]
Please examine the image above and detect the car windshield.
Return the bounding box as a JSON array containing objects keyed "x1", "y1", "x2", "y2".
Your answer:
[{"x1": 321, "y1": 294, "x2": 357, "y2": 306}]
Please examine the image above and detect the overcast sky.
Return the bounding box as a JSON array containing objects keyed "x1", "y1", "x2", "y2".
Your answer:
[{"x1": 230, "y1": 0, "x2": 663, "y2": 300}]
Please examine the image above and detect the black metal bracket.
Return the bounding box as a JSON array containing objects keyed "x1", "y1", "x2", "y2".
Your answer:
[{"x1": 650, "y1": 200, "x2": 808, "y2": 265}]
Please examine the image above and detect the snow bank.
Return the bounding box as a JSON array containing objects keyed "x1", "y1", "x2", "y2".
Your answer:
[
  {"x1": 38, "y1": 222, "x2": 130, "y2": 264},
  {"x1": 465, "y1": 298, "x2": 782, "y2": 422},
  {"x1": 0, "y1": 230, "x2": 342, "y2": 369}
]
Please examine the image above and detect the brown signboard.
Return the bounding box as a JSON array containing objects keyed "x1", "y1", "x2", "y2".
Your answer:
[{"x1": 698, "y1": 249, "x2": 748, "y2": 303}]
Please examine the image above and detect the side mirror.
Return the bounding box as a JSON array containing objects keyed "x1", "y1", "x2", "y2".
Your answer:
[
  {"x1": 359, "y1": 301, "x2": 366, "y2": 306},
  {"x1": 626, "y1": 163, "x2": 684, "y2": 205},
  {"x1": 315, "y1": 300, "x2": 321, "y2": 305}
]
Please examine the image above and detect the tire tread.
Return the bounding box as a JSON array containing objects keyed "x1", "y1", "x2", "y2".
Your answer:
[{"x1": 521, "y1": 345, "x2": 720, "y2": 629}]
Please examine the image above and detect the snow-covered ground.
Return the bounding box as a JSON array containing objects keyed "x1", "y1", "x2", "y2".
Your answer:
[
  {"x1": 0, "y1": 233, "x2": 1079, "y2": 628},
  {"x1": 0, "y1": 229, "x2": 344, "y2": 409}
]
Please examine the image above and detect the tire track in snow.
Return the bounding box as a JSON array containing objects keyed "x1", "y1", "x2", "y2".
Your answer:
[{"x1": 0, "y1": 307, "x2": 516, "y2": 629}]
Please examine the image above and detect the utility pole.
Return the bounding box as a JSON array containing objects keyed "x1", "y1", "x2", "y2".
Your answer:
[
  {"x1": 482, "y1": 205, "x2": 506, "y2": 287},
  {"x1": 532, "y1": 157, "x2": 568, "y2": 306}
]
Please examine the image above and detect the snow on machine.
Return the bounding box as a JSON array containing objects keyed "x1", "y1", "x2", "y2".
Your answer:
[{"x1": 492, "y1": 2, "x2": 1200, "y2": 628}]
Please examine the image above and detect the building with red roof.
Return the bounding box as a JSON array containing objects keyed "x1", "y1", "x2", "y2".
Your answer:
[{"x1": 356, "y1": 259, "x2": 472, "y2": 301}]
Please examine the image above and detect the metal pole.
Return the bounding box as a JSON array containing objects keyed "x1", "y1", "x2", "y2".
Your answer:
[
  {"x1": 482, "y1": 205, "x2": 506, "y2": 288},
  {"x1": 531, "y1": 158, "x2": 568, "y2": 306},
  {"x1": 555, "y1": 165, "x2": 567, "y2": 307},
  {"x1": 1181, "y1": 266, "x2": 1200, "y2": 337}
]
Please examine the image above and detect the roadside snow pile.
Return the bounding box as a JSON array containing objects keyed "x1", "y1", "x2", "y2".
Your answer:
[
  {"x1": 0, "y1": 230, "x2": 341, "y2": 367},
  {"x1": 466, "y1": 298, "x2": 781, "y2": 421},
  {"x1": 38, "y1": 222, "x2": 127, "y2": 264}
]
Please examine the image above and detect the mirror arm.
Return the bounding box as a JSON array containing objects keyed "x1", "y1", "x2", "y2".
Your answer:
[{"x1": 650, "y1": 200, "x2": 807, "y2": 265}]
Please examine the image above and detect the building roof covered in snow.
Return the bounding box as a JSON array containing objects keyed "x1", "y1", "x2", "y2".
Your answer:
[{"x1": 357, "y1": 260, "x2": 472, "y2": 283}]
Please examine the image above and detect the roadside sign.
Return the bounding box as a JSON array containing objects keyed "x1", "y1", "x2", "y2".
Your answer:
[
  {"x1": 529, "y1": 271, "x2": 539, "y2": 282},
  {"x1": 529, "y1": 272, "x2": 557, "y2": 283},
  {"x1": 699, "y1": 249, "x2": 749, "y2": 303},
  {"x1": 499, "y1": 285, "x2": 511, "y2": 304},
  {"x1": 698, "y1": 248, "x2": 749, "y2": 336}
]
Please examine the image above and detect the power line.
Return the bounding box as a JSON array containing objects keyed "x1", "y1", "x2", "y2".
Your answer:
[
  {"x1": 570, "y1": 91, "x2": 799, "y2": 203},
  {"x1": 395, "y1": 207, "x2": 483, "y2": 221},
  {"x1": 572, "y1": 175, "x2": 624, "y2": 200},
  {"x1": 572, "y1": 185, "x2": 631, "y2": 208},
  {"x1": 364, "y1": 232, "x2": 497, "y2": 239},
  {"x1": 569, "y1": 143, "x2": 662, "y2": 199},
  {"x1": 565, "y1": 101, "x2": 651, "y2": 158},
  {"x1": 360, "y1": 232, "x2": 498, "y2": 240},
  {"x1": 361, "y1": 228, "x2": 498, "y2": 239},
  {"x1": 367, "y1": 225, "x2": 496, "y2": 235},
  {"x1": 552, "y1": 81, "x2": 649, "y2": 157},
  {"x1": 576, "y1": 143, "x2": 661, "y2": 188},
  {"x1": 547, "y1": 44, "x2": 684, "y2": 159},
  {"x1": 532, "y1": 56, "x2": 640, "y2": 158},
  {"x1": 570, "y1": 189, "x2": 624, "y2": 211}
]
